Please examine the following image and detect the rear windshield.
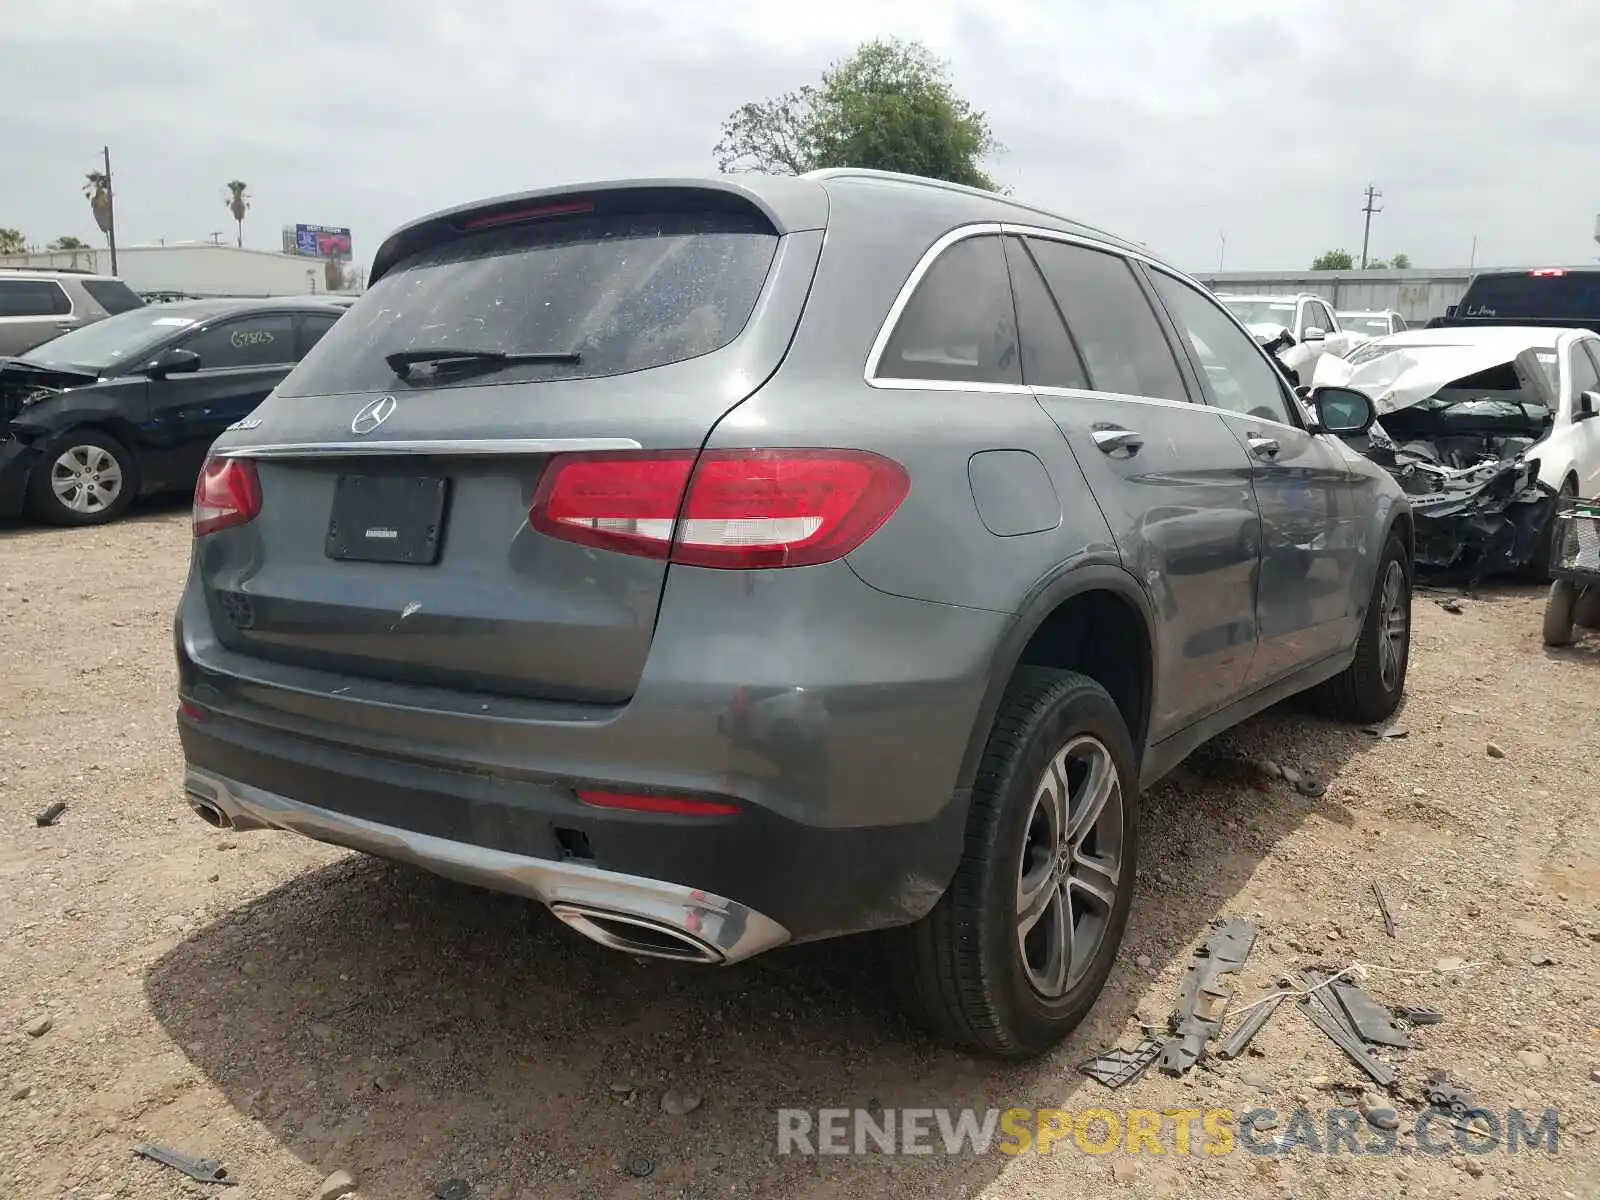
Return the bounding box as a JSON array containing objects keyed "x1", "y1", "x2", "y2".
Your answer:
[
  {"x1": 279, "y1": 211, "x2": 779, "y2": 396},
  {"x1": 1459, "y1": 272, "x2": 1600, "y2": 319},
  {"x1": 80, "y1": 278, "x2": 145, "y2": 315}
]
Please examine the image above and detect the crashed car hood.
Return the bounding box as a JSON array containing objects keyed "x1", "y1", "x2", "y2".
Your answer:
[
  {"x1": 0, "y1": 358, "x2": 101, "y2": 425},
  {"x1": 1338, "y1": 343, "x2": 1558, "y2": 415}
]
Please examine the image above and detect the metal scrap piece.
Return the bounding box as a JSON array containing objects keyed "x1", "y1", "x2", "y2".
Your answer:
[
  {"x1": 1394, "y1": 1005, "x2": 1443, "y2": 1026},
  {"x1": 1217, "y1": 979, "x2": 1293, "y2": 1060},
  {"x1": 1330, "y1": 980, "x2": 1412, "y2": 1048},
  {"x1": 1156, "y1": 920, "x2": 1257, "y2": 1075},
  {"x1": 1294, "y1": 971, "x2": 1398, "y2": 1090},
  {"x1": 1077, "y1": 1037, "x2": 1162, "y2": 1088},
  {"x1": 1369, "y1": 879, "x2": 1396, "y2": 937},
  {"x1": 34, "y1": 801, "x2": 67, "y2": 827},
  {"x1": 132, "y1": 1143, "x2": 234, "y2": 1185},
  {"x1": 1423, "y1": 1069, "x2": 1485, "y2": 1124}
]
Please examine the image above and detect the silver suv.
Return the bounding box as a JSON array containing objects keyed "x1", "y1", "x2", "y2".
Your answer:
[
  {"x1": 176, "y1": 171, "x2": 1414, "y2": 1058},
  {"x1": 0, "y1": 269, "x2": 145, "y2": 357}
]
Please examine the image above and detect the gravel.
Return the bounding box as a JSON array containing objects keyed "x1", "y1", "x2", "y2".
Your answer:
[{"x1": 1, "y1": 511, "x2": 1597, "y2": 1199}]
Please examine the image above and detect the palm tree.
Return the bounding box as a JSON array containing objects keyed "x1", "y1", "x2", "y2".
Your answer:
[
  {"x1": 84, "y1": 173, "x2": 112, "y2": 236},
  {"x1": 0, "y1": 229, "x2": 26, "y2": 256},
  {"x1": 225, "y1": 181, "x2": 249, "y2": 248}
]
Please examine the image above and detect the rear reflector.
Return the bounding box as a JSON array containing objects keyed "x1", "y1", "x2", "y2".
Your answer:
[
  {"x1": 576, "y1": 790, "x2": 741, "y2": 817},
  {"x1": 178, "y1": 700, "x2": 206, "y2": 721},
  {"x1": 529, "y1": 448, "x2": 909, "y2": 569},
  {"x1": 193, "y1": 456, "x2": 262, "y2": 537}
]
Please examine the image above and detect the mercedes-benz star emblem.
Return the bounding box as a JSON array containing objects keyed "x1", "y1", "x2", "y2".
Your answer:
[{"x1": 351, "y1": 395, "x2": 397, "y2": 435}]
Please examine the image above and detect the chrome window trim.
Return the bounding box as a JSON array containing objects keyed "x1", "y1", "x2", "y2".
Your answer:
[
  {"x1": 216, "y1": 437, "x2": 645, "y2": 459},
  {"x1": 864, "y1": 220, "x2": 1233, "y2": 393}
]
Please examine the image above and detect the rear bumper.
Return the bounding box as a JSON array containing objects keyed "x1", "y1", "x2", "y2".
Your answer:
[
  {"x1": 176, "y1": 559, "x2": 1011, "y2": 948},
  {"x1": 184, "y1": 764, "x2": 789, "y2": 964}
]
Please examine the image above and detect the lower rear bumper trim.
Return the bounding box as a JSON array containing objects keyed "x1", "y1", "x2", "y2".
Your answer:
[{"x1": 184, "y1": 766, "x2": 791, "y2": 964}]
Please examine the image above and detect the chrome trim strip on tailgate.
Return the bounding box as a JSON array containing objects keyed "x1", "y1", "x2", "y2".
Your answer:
[{"x1": 216, "y1": 437, "x2": 644, "y2": 459}]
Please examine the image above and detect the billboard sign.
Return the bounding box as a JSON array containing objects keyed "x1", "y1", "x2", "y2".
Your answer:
[{"x1": 281, "y1": 223, "x2": 353, "y2": 262}]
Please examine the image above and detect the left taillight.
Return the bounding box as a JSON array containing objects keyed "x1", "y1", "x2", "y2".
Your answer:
[{"x1": 193, "y1": 456, "x2": 262, "y2": 537}]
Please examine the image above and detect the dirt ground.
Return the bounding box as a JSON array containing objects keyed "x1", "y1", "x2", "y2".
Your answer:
[{"x1": 2, "y1": 502, "x2": 1598, "y2": 1200}]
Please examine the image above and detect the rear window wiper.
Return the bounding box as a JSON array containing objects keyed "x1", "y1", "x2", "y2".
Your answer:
[{"x1": 384, "y1": 347, "x2": 582, "y2": 379}]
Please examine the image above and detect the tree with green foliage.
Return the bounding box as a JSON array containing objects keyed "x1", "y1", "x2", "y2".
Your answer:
[
  {"x1": 1311, "y1": 249, "x2": 1355, "y2": 270},
  {"x1": 715, "y1": 38, "x2": 1001, "y2": 190},
  {"x1": 0, "y1": 229, "x2": 26, "y2": 255},
  {"x1": 48, "y1": 236, "x2": 89, "y2": 250},
  {"x1": 1390, "y1": 252, "x2": 1412, "y2": 269}
]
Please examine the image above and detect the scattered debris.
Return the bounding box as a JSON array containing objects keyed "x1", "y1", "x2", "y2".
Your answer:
[
  {"x1": 1362, "y1": 723, "x2": 1409, "y2": 739},
  {"x1": 625, "y1": 1156, "x2": 655, "y2": 1179},
  {"x1": 1156, "y1": 920, "x2": 1257, "y2": 1076},
  {"x1": 1531, "y1": 954, "x2": 1558, "y2": 967},
  {"x1": 434, "y1": 1179, "x2": 472, "y2": 1200},
  {"x1": 1295, "y1": 969, "x2": 1398, "y2": 1091},
  {"x1": 1393, "y1": 1006, "x2": 1444, "y2": 1027},
  {"x1": 23, "y1": 1015, "x2": 52, "y2": 1038},
  {"x1": 1217, "y1": 979, "x2": 1292, "y2": 1061},
  {"x1": 1486, "y1": 742, "x2": 1506, "y2": 759},
  {"x1": 1250, "y1": 759, "x2": 1327, "y2": 797},
  {"x1": 1328, "y1": 978, "x2": 1413, "y2": 1048},
  {"x1": 1369, "y1": 879, "x2": 1396, "y2": 937},
  {"x1": 661, "y1": 1087, "x2": 703, "y2": 1116},
  {"x1": 1078, "y1": 1038, "x2": 1163, "y2": 1089},
  {"x1": 1422, "y1": 1070, "x2": 1489, "y2": 1129},
  {"x1": 33, "y1": 801, "x2": 67, "y2": 827},
  {"x1": 316, "y1": 1169, "x2": 357, "y2": 1200},
  {"x1": 1359, "y1": 1093, "x2": 1402, "y2": 1131},
  {"x1": 1438, "y1": 598, "x2": 1465, "y2": 614},
  {"x1": 131, "y1": 1143, "x2": 233, "y2": 1185}
]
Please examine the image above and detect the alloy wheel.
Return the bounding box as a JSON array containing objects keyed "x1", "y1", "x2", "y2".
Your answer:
[
  {"x1": 1015, "y1": 735, "x2": 1124, "y2": 998},
  {"x1": 1377, "y1": 559, "x2": 1408, "y2": 692},
  {"x1": 50, "y1": 444, "x2": 124, "y2": 515}
]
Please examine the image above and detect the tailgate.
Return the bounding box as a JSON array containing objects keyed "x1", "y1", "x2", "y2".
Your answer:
[{"x1": 194, "y1": 188, "x2": 824, "y2": 705}]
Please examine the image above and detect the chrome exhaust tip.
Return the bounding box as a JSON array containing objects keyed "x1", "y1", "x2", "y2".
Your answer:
[
  {"x1": 187, "y1": 797, "x2": 232, "y2": 829},
  {"x1": 550, "y1": 903, "x2": 722, "y2": 964}
]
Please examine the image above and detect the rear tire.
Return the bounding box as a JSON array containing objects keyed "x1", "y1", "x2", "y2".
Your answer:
[
  {"x1": 1314, "y1": 533, "x2": 1411, "y2": 724},
  {"x1": 1543, "y1": 580, "x2": 1579, "y2": 647},
  {"x1": 1573, "y1": 584, "x2": 1600, "y2": 631},
  {"x1": 886, "y1": 668, "x2": 1139, "y2": 1059},
  {"x1": 26, "y1": 428, "x2": 138, "y2": 527}
]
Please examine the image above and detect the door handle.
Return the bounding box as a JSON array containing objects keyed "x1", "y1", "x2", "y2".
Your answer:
[
  {"x1": 1092, "y1": 428, "x2": 1144, "y2": 456},
  {"x1": 1246, "y1": 434, "x2": 1280, "y2": 458}
]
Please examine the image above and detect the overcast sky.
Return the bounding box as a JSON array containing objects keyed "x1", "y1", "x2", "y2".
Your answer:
[{"x1": 4, "y1": 0, "x2": 1596, "y2": 275}]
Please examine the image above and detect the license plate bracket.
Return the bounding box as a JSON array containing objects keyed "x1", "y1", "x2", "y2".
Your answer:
[{"x1": 325, "y1": 474, "x2": 449, "y2": 565}]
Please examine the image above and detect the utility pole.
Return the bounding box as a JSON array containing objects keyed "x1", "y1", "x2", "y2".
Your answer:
[
  {"x1": 1359, "y1": 184, "x2": 1383, "y2": 269},
  {"x1": 1469, "y1": 235, "x2": 1477, "y2": 269},
  {"x1": 1218, "y1": 231, "x2": 1227, "y2": 271},
  {"x1": 103, "y1": 146, "x2": 119, "y2": 276}
]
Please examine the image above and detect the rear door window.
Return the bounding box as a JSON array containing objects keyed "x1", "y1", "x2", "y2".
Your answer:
[
  {"x1": 1570, "y1": 341, "x2": 1600, "y2": 400},
  {"x1": 179, "y1": 314, "x2": 297, "y2": 369},
  {"x1": 296, "y1": 312, "x2": 341, "y2": 358},
  {"x1": 1000, "y1": 236, "x2": 1088, "y2": 390},
  {"x1": 79, "y1": 279, "x2": 144, "y2": 315},
  {"x1": 1024, "y1": 238, "x2": 1188, "y2": 402},
  {"x1": 0, "y1": 279, "x2": 72, "y2": 317},
  {"x1": 281, "y1": 210, "x2": 779, "y2": 396},
  {"x1": 876, "y1": 234, "x2": 1021, "y2": 386}
]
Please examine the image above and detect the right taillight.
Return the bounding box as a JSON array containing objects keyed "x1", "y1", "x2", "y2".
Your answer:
[
  {"x1": 529, "y1": 448, "x2": 909, "y2": 569},
  {"x1": 193, "y1": 456, "x2": 262, "y2": 537}
]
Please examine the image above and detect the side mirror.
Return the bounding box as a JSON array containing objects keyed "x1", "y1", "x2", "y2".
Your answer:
[
  {"x1": 1310, "y1": 386, "x2": 1376, "y2": 436},
  {"x1": 1578, "y1": 391, "x2": 1599, "y2": 422},
  {"x1": 145, "y1": 347, "x2": 201, "y2": 378},
  {"x1": 1302, "y1": 325, "x2": 1327, "y2": 341}
]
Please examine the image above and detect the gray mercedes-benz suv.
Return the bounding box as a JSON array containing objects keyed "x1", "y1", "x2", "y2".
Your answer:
[{"x1": 176, "y1": 170, "x2": 1413, "y2": 1058}]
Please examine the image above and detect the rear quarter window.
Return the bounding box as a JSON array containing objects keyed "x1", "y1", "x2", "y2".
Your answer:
[
  {"x1": 79, "y1": 279, "x2": 145, "y2": 315},
  {"x1": 278, "y1": 211, "x2": 779, "y2": 396}
]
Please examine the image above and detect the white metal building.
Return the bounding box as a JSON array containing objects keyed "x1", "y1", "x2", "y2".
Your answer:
[{"x1": 0, "y1": 243, "x2": 359, "y2": 298}]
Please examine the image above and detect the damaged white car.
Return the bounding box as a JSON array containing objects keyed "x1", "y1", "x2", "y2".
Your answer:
[
  {"x1": 1314, "y1": 326, "x2": 1600, "y2": 577},
  {"x1": 1217, "y1": 293, "x2": 1369, "y2": 387}
]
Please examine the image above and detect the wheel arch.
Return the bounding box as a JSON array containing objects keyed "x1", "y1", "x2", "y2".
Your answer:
[{"x1": 955, "y1": 563, "x2": 1157, "y2": 793}]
